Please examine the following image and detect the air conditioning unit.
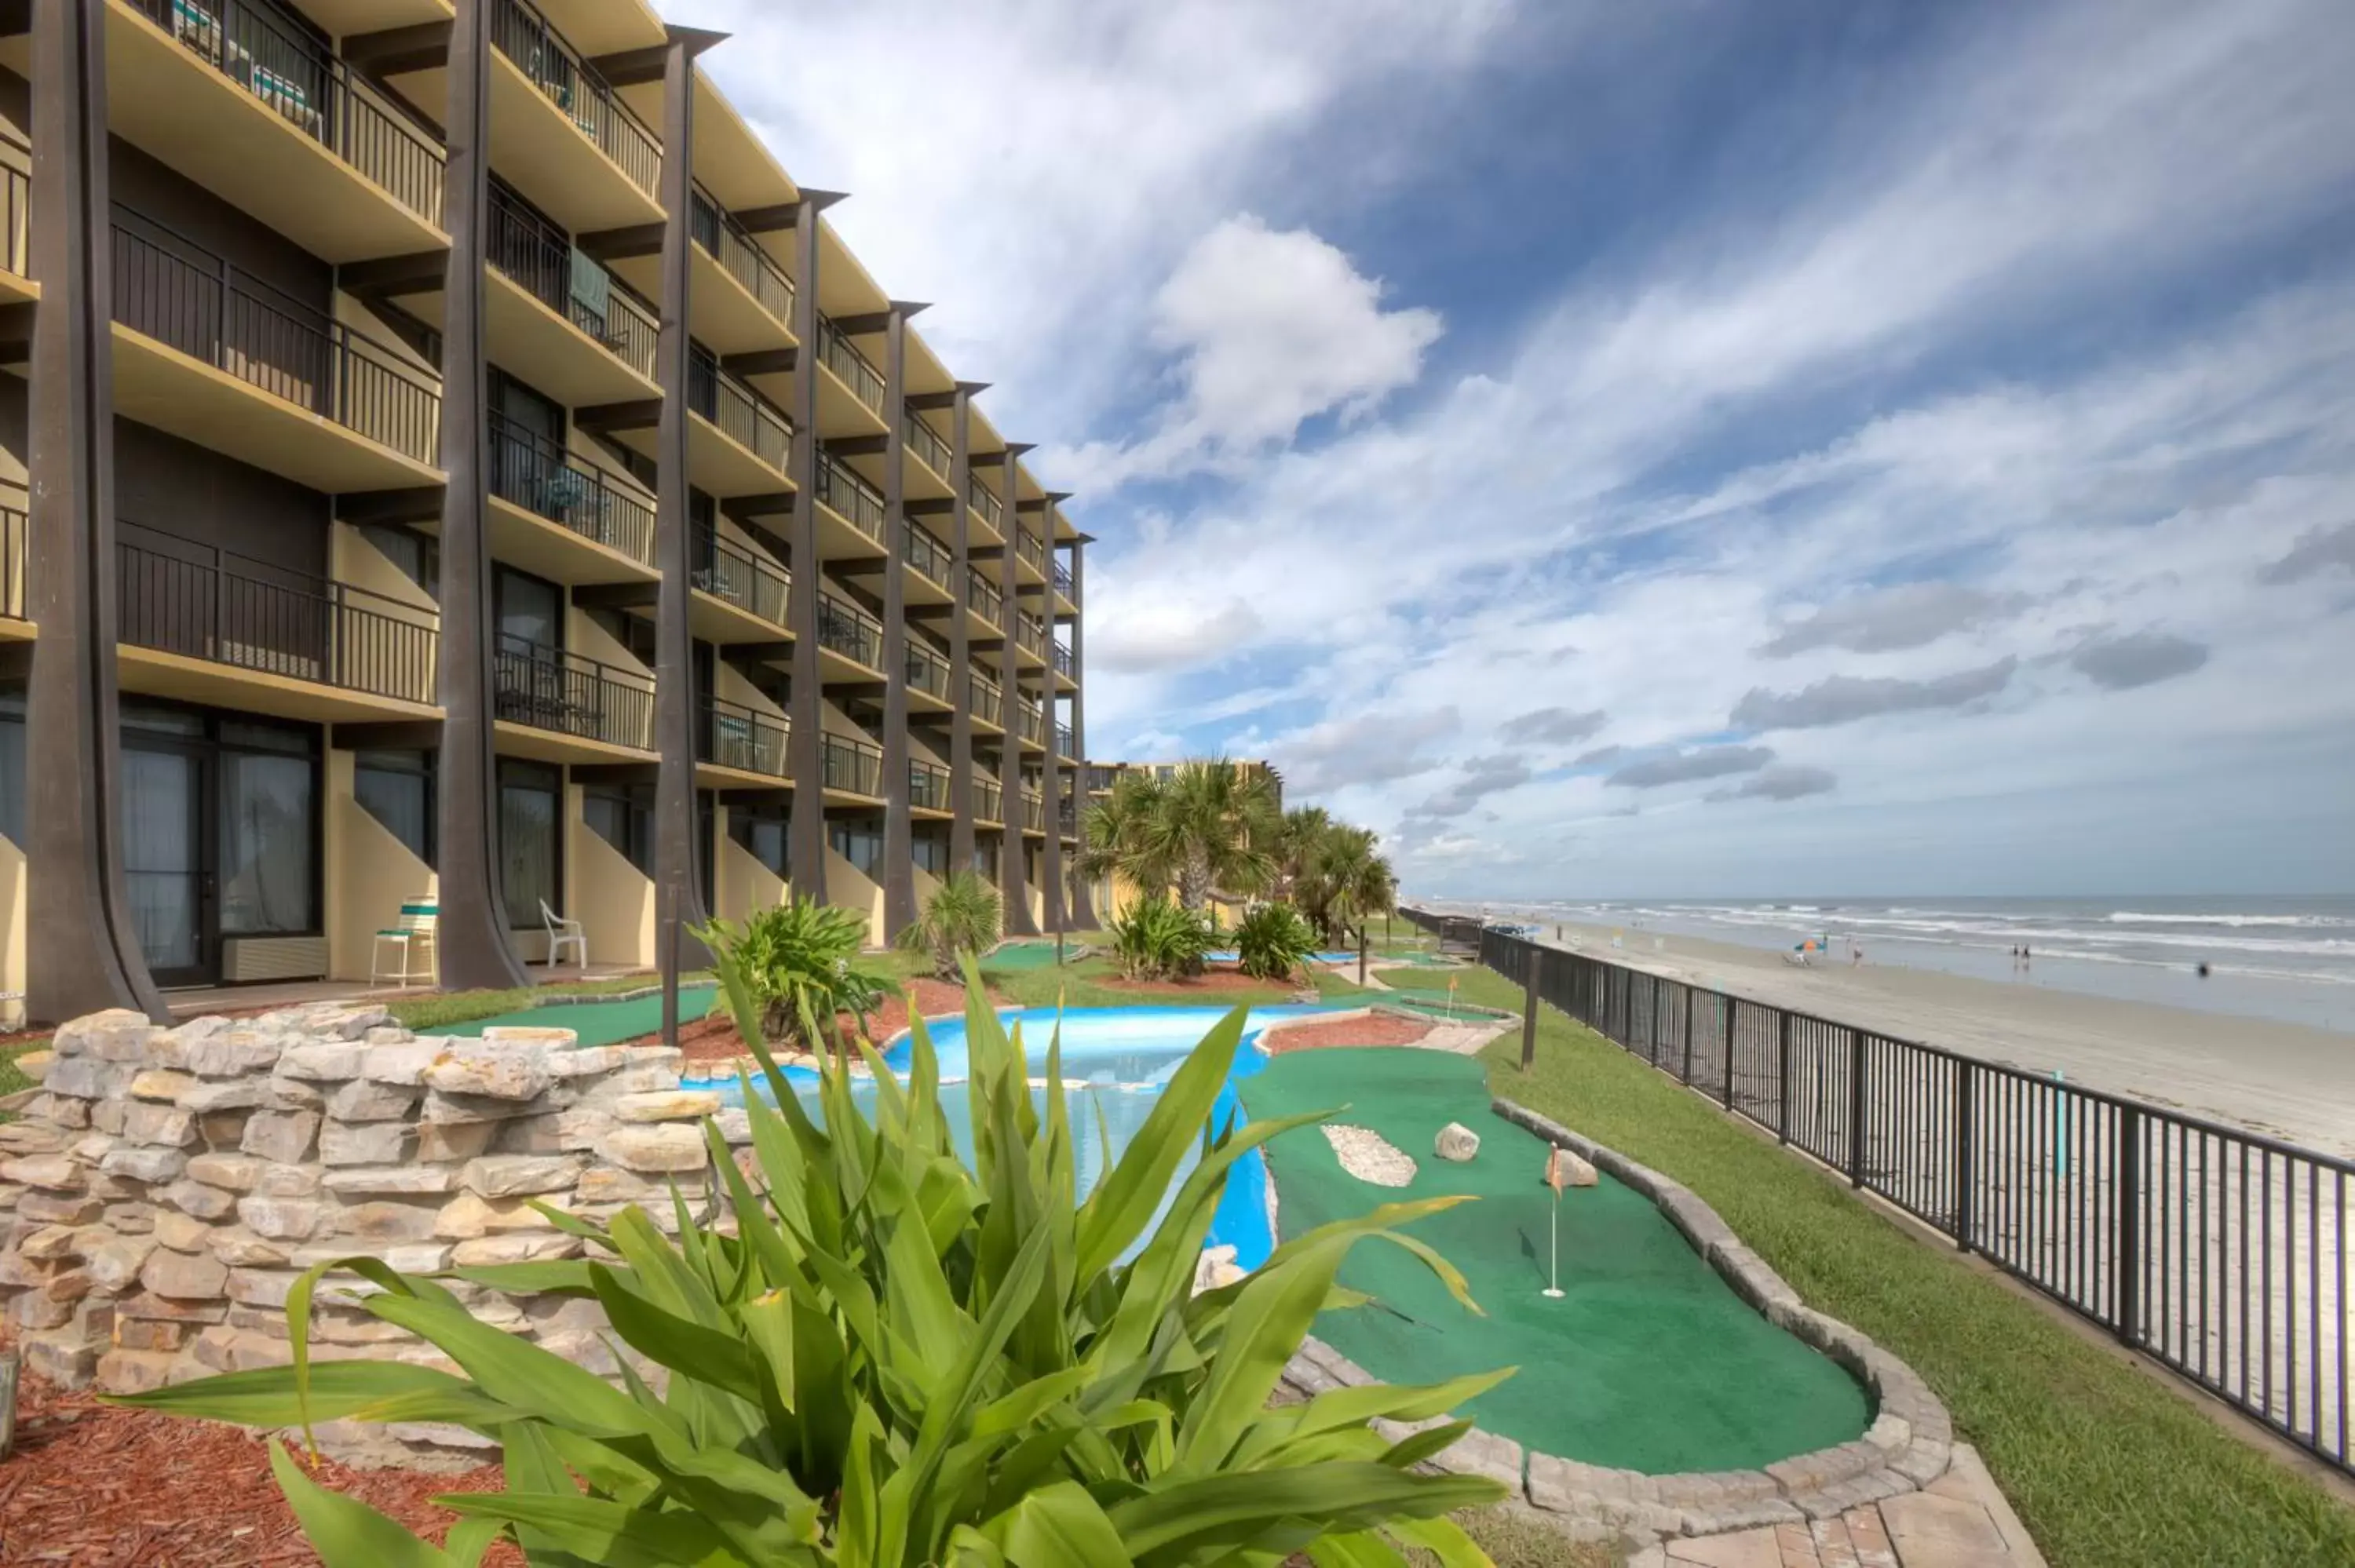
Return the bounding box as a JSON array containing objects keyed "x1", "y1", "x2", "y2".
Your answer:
[{"x1": 221, "y1": 935, "x2": 330, "y2": 983}]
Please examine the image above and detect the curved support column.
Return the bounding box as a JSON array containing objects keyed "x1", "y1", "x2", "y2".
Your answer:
[
  {"x1": 784, "y1": 192, "x2": 845, "y2": 905},
  {"x1": 879, "y1": 304, "x2": 926, "y2": 936},
  {"x1": 1064, "y1": 535, "x2": 1097, "y2": 928}
]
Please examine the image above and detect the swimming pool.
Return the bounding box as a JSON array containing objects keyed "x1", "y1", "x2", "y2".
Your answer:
[
  {"x1": 1203, "y1": 950, "x2": 1359, "y2": 965},
  {"x1": 684, "y1": 1004, "x2": 1339, "y2": 1270}
]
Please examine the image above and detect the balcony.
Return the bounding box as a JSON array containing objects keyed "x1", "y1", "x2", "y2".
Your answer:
[
  {"x1": 969, "y1": 479, "x2": 1004, "y2": 537},
  {"x1": 815, "y1": 588, "x2": 882, "y2": 677},
  {"x1": 970, "y1": 672, "x2": 1003, "y2": 731},
  {"x1": 1022, "y1": 789, "x2": 1043, "y2": 834},
  {"x1": 816, "y1": 454, "x2": 887, "y2": 558},
  {"x1": 1054, "y1": 722, "x2": 1075, "y2": 760},
  {"x1": 1014, "y1": 698, "x2": 1045, "y2": 750},
  {"x1": 821, "y1": 730, "x2": 883, "y2": 801},
  {"x1": 116, "y1": 536, "x2": 438, "y2": 722},
  {"x1": 907, "y1": 640, "x2": 952, "y2": 709},
  {"x1": 0, "y1": 504, "x2": 24, "y2": 631},
  {"x1": 111, "y1": 211, "x2": 444, "y2": 491},
  {"x1": 0, "y1": 127, "x2": 31, "y2": 304},
  {"x1": 911, "y1": 758, "x2": 951, "y2": 815},
  {"x1": 685, "y1": 348, "x2": 790, "y2": 493},
  {"x1": 690, "y1": 188, "x2": 794, "y2": 346},
  {"x1": 493, "y1": 633, "x2": 654, "y2": 758},
  {"x1": 484, "y1": 181, "x2": 659, "y2": 405},
  {"x1": 965, "y1": 566, "x2": 1002, "y2": 629},
  {"x1": 486, "y1": 0, "x2": 663, "y2": 232},
  {"x1": 902, "y1": 410, "x2": 952, "y2": 486},
  {"x1": 104, "y1": 0, "x2": 447, "y2": 262},
  {"x1": 902, "y1": 517, "x2": 953, "y2": 603},
  {"x1": 692, "y1": 526, "x2": 790, "y2": 636},
  {"x1": 1015, "y1": 527, "x2": 1046, "y2": 580},
  {"x1": 701, "y1": 697, "x2": 789, "y2": 782},
  {"x1": 1053, "y1": 558, "x2": 1075, "y2": 601},
  {"x1": 814, "y1": 316, "x2": 885, "y2": 436},
  {"x1": 1015, "y1": 611, "x2": 1049, "y2": 665},
  {"x1": 974, "y1": 777, "x2": 1003, "y2": 826},
  {"x1": 1053, "y1": 640, "x2": 1075, "y2": 684},
  {"x1": 486, "y1": 416, "x2": 657, "y2": 583}
]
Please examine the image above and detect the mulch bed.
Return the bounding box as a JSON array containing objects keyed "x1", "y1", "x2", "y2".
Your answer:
[
  {"x1": 0, "y1": 1371, "x2": 520, "y2": 1566},
  {"x1": 662, "y1": 977, "x2": 984, "y2": 1068},
  {"x1": 1108, "y1": 969, "x2": 1293, "y2": 997},
  {"x1": 1260, "y1": 1014, "x2": 1435, "y2": 1054}
]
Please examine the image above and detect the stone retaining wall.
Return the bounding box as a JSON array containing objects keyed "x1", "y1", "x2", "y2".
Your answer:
[
  {"x1": 1280, "y1": 1096, "x2": 1955, "y2": 1555},
  {"x1": 0, "y1": 1004, "x2": 745, "y2": 1418}
]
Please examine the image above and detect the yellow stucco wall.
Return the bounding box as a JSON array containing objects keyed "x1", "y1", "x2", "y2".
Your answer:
[
  {"x1": 0, "y1": 833, "x2": 25, "y2": 1030},
  {"x1": 713, "y1": 815, "x2": 786, "y2": 924},
  {"x1": 323, "y1": 749, "x2": 438, "y2": 983},
  {"x1": 825, "y1": 844, "x2": 885, "y2": 946},
  {"x1": 568, "y1": 785, "x2": 655, "y2": 969}
]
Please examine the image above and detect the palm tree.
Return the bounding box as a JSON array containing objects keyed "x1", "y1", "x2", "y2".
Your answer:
[
  {"x1": 1078, "y1": 760, "x2": 1281, "y2": 913},
  {"x1": 1273, "y1": 806, "x2": 1331, "y2": 903},
  {"x1": 1305, "y1": 825, "x2": 1397, "y2": 979},
  {"x1": 897, "y1": 870, "x2": 1003, "y2": 981}
]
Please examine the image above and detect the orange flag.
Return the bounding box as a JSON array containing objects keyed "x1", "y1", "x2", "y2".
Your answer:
[{"x1": 1546, "y1": 1146, "x2": 1568, "y2": 1194}]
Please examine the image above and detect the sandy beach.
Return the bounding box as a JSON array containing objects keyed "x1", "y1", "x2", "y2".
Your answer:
[{"x1": 1512, "y1": 917, "x2": 2355, "y2": 1158}]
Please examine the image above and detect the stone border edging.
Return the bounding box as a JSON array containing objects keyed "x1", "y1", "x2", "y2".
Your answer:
[{"x1": 1276, "y1": 1097, "x2": 1955, "y2": 1551}]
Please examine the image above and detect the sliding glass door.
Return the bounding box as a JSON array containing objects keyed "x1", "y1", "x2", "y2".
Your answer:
[{"x1": 122, "y1": 746, "x2": 208, "y2": 987}]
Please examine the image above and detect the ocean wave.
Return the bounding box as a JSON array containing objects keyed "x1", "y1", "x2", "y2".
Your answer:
[{"x1": 2106, "y1": 912, "x2": 2355, "y2": 928}]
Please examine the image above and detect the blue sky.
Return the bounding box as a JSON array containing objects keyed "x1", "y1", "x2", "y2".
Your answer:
[{"x1": 679, "y1": 0, "x2": 2355, "y2": 899}]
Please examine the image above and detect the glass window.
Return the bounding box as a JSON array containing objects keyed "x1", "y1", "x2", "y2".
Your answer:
[
  {"x1": 0, "y1": 691, "x2": 23, "y2": 845},
  {"x1": 829, "y1": 822, "x2": 883, "y2": 880},
  {"x1": 912, "y1": 835, "x2": 947, "y2": 876},
  {"x1": 219, "y1": 750, "x2": 317, "y2": 935},
  {"x1": 496, "y1": 567, "x2": 564, "y2": 652},
  {"x1": 583, "y1": 784, "x2": 652, "y2": 874},
  {"x1": 354, "y1": 750, "x2": 434, "y2": 866},
  {"x1": 730, "y1": 808, "x2": 789, "y2": 877},
  {"x1": 498, "y1": 760, "x2": 560, "y2": 928}
]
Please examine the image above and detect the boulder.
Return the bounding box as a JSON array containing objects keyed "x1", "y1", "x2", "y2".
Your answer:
[
  {"x1": 600, "y1": 1124, "x2": 707, "y2": 1174},
  {"x1": 423, "y1": 1048, "x2": 550, "y2": 1102},
  {"x1": 1434, "y1": 1122, "x2": 1482, "y2": 1162},
  {"x1": 462, "y1": 1155, "x2": 583, "y2": 1198}
]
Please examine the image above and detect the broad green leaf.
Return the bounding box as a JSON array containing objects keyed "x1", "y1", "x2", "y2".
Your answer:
[
  {"x1": 1106, "y1": 1464, "x2": 1504, "y2": 1561},
  {"x1": 983, "y1": 1479, "x2": 1133, "y2": 1567},
  {"x1": 589, "y1": 1263, "x2": 768, "y2": 1406},
  {"x1": 1073, "y1": 1006, "x2": 1247, "y2": 1282},
  {"x1": 267, "y1": 1440, "x2": 455, "y2": 1567},
  {"x1": 364, "y1": 1293, "x2": 663, "y2": 1442},
  {"x1": 437, "y1": 1490, "x2": 746, "y2": 1568},
  {"x1": 1382, "y1": 1511, "x2": 1496, "y2": 1568}
]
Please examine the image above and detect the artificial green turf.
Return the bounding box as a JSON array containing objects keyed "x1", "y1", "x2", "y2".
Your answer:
[
  {"x1": 975, "y1": 939, "x2": 1072, "y2": 972},
  {"x1": 416, "y1": 984, "x2": 716, "y2": 1046},
  {"x1": 1242, "y1": 1047, "x2": 1869, "y2": 1474},
  {"x1": 1448, "y1": 965, "x2": 2355, "y2": 1568}
]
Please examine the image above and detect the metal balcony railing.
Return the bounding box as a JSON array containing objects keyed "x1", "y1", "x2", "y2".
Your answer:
[
  {"x1": 488, "y1": 182, "x2": 656, "y2": 380},
  {"x1": 1015, "y1": 699, "x2": 1045, "y2": 746},
  {"x1": 701, "y1": 697, "x2": 788, "y2": 779},
  {"x1": 118, "y1": 537, "x2": 438, "y2": 704},
  {"x1": 816, "y1": 316, "x2": 885, "y2": 414},
  {"x1": 1053, "y1": 640, "x2": 1075, "y2": 679},
  {"x1": 822, "y1": 731, "x2": 884, "y2": 797},
  {"x1": 1055, "y1": 722, "x2": 1075, "y2": 759},
  {"x1": 1060, "y1": 805, "x2": 1077, "y2": 835},
  {"x1": 1017, "y1": 611, "x2": 1049, "y2": 657},
  {"x1": 0, "y1": 505, "x2": 22, "y2": 621},
  {"x1": 965, "y1": 567, "x2": 1002, "y2": 627},
  {"x1": 970, "y1": 673, "x2": 1003, "y2": 727},
  {"x1": 974, "y1": 778, "x2": 1003, "y2": 824},
  {"x1": 911, "y1": 758, "x2": 951, "y2": 812},
  {"x1": 489, "y1": 0, "x2": 660, "y2": 202},
  {"x1": 115, "y1": 210, "x2": 442, "y2": 467},
  {"x1": 1086, "y1": 765, "x2": 1119, "y2": 794},
  {"x1": 1053, "y1": 558, "x2": 1074, "y2": 598},
  {"x1": 1016, "y1": 527, "x2": 1046, "y2": 575},
  {"x1": 816, "y1": 453, "x2": 886, "y2": 540},
  {"x1": 689, "y1": 188, "x2": 794, "y2": 326},
  {"x1": 907, "y1": 640, "x2": 951, "y2": 702},
  {"x1": 903, "y1": 517, "x2": 952, "y2": 585},
  {"x1": 969, "y1": 480, "x2": 1003, "y2": 531},
  {"x1": 816, "y1": 589, "x2": 882, "y2": 670},
  {"x1": 493, "y1": 633, "x2": 653, "y2": 750},
  {"x1": 488, "y1": 415, "x2": 655, "y2": 563},
  {"x1": 0, "y1": 129, "x2": 27, "y2": 279},
  {"x1": 131, "y1": 0, "x2": 444, "y2": 228},
  {"x1": 688, "y1": 346, "x2": 793, "y2": 473},
  {"x1": 1023, "y1": 789, "x2": 1043, "y2": 833},
  {"x1": 693, "y1": 526, "x2": 789, "y2": 627},
  {"x1": 901, "y1": 410, "x2": 951, "y2": 479}
]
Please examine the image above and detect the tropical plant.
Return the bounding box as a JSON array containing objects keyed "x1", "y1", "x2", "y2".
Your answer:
[
  {"x1": 692, "y1": 895, "x2": 889, "y2": 1057},
  {"x1": 1232, "y1": 902, "x2": 1318, "y2": 982},
  {"x1": 119, "y1": 966, "x2": 1511, "y2": 1565},
  {"x1": 1298, "y1": 826, "x2": 1398, "y2": 950},
  {"x1": 1079, "y1": 760, "x2": 1281, "y2": 912},
  {"x1": 1108, "y1": 893, "x2": 1215, "y2": 982},
  {"x1": 897, "y1": 870, "x2": 1003, "y2": 981},
  {"x1": 1273, "y1": 806, "x2": 1333, "y2": 903}
]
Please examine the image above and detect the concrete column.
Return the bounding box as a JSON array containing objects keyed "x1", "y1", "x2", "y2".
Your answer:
[
  {"x1": 947, "y1": 384, "x2": 980, "y2": 874},
  {"x1": 878, "y1": 303, "x2": 926, "y2": 935},
  {"x1": 1064, "y1": 533, "x2": 1097, "y2": 928},
  {"x1": 996, "y1": 448, "x2": 1036, "y2": 935},
  {"x1": 784, "y1": 191, "x2": 843, "y2": 902},
  {"x1": 25, "y1": 0, "x2": 169, "y2": 1023},
  {"x1": 651, "y1": 27, "x2": 726, "y2": 1042}
]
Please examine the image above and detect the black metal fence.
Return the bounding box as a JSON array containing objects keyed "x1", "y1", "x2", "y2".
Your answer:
[
  {"x1": 488, "y1": 183, "x2": 656, "y2": 380},
  {"x1": 701, "y1": 697, "x2": 788, "y2": 779},
  {"x1": 489, "y1": 0, "x2": 662, "y2": 202},
  {"x1": 689, "y1": 348, "x2": 792, "y2": 473},
  {"x1": 816, "y1": 589, "x2": 882, "y2": 671},
  {"x1": 691, "y1": 187, "x2": 795, "y2": 326},
  {"x1": 1415, "y1": 910, "x2": 2355, "y2": 1475},
  {"x1": 492, "y1": 633, "x2": 652, "y2": 751},
  {"x1": 487, "y1": 416, "x2": 655, "y2": 564},
  {"x1": 692, "y1": 526, "x2": 789, "y2": 628},
  {"x1": 822, "y1": 731, "x2": 883, "y2": 798}
]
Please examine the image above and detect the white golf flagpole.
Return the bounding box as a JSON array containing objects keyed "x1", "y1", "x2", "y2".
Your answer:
[{"x1": 1543, "y1": 1147, "x2": 1566, "y2": 1299}]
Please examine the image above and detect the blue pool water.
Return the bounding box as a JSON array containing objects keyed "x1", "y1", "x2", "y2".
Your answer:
[
  {"x1": 685, "y1": 1005, "x2": 1338, "y2": 1270},
  {"x1": 1204, "y1": 950, "x2": 1358, "y2": 965}
]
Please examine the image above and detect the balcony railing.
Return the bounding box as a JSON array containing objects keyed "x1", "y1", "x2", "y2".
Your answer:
[
  {"x1": 1055, "y1": 722, "x2": 1075, "y2": 759},
  {"x1": 1017, "y1": 611, "x2": 1049, "y2": 657},
  {"x1": 1015, "y1": 699, "x2": 1045, "y2": 746},
  {"x1": 115, "y1": 211, "x2": 441, "y2": 467},
  {"x1": 816, "y1": 316, "x2": 885, "y2": 414},
  {"x1": 1060, "y1": 804, "x2": 1077, "y2": 836},
  {"x1": 690, "y1": 188, "x2": 795, "y2": 326},
  {"x1": 688, "y1": 347, "x2": 793, "y2": 473},
  {"x1": 970, "y1": 673, "x2": 1002, "y2": 727},
  {"x1": 816, "y1": 588, "x2": 882, "y2": 671},
  {"x1": 488, "y1": 415, "x2": 655, "y2": 563},
  {"x1": 1086, "y1": 765, "x2": 1119, "y2": 794},
  {"x1": 911, "y1": 758, "x2": 951, "y2": 812},
  {"x1": 0, "y1": 128, "x2": 27, "y2": 278},
  {"x1": 822, "y1": 731, "x2": 884, "y2": 797},
  {"x1": 907, "y1": 640, "x2": 951, "y2": 702},
  {"x1": 489, "y1": 0, "x2": 661, "y2": 202},
  {"x1": 969, "y1": 480, "x2": 1004, "y2": 531},
  {"x1": 902, "y1": 410, "x2": 951, "y2": 479},
  {"x1": 694, "y1": 527, "x2": 789, "y2": 627},
  {"x1": 816, "y1": 454, "x2": 886, "y2": 541},
  {"x1": 1023, "y1": 789, "x2": 1043, "y2": 833},
  {"x1": 118, "y1": 537, "x2": 437, "y2": 705},
  {"x1": 131, "y1": 0, "x2": 444, "y2": 228},
  {"x1": 974, "y1": 778, "x2": 1003, "y2": 825},
  {"x1": 702, "y1": 697, "x2": 788, "y2": 779},
  {"x1": 965, "y1": 567, "x2": 1002, "y2": 627},
  {"x1": 1053, "y1": 558, "x2": 1074, "y2": 598},
  {"x1": 1053, "y1": 640, "x2": 1075, "y2": 679},
  {"x1": 1016, "y1": 527, "x2": 1046, "y2": 575},
  {"x1": 0, "y1": 504, "x2": 21, "y2": 621},
  {"x1": 494, "y1": 633, "x2": 653, "y2": 750},
  {"x1": 488, "y1": 182, "x2": 656, "y2": 379},
  {"x1": 903, "y1": 518, "x2": 952, "y2": 586}
]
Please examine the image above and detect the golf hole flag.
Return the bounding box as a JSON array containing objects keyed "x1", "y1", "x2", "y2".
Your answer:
[{"x1": 1546, "y1": 1145, "x2": 1572, "y2": 1194}]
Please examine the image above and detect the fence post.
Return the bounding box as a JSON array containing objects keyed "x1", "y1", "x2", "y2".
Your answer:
[
  {"x1": 1722, "y1": 1000, "x2": 1737, "y2": 1109},
  {"x1": 1681, "y1": 992, "x2": 1696, "y2": 1085},
  {"x1": 1776, "y1": 1011, "x2": 1791, "y2": 1143},
  {"x1": 2114, "y1": 1103, "x2": 2141, "y2": 1346},
  {"x1": 1846, "y1": 1030, "x2": 1868, "y2": 1187},
  {"x1": 1520, "y1": 944, "x2": 1539, "y2": 1072},
  {"x1": 1648, "y1": 973, "x2": 1662, "y2": 1062},
  {"x1": 1952, "y1": 1058, "x2": 1975, "y2": 1251}
]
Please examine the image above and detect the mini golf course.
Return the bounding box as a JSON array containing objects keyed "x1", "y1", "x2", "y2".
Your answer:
[
  {"x1": 977, "y1": 940, "x2": 1069, "y2": 971},
  {"x1": 419, "y1": 984, "x2": 716, "y2": 1046},
  {"x1": 1241, "y1": 1047, "x2": 1871, "y2": 1475}
]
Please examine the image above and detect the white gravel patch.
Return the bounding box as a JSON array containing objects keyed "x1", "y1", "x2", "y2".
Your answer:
[{"x1": 1323, "y1": 1124, "x2": 1417, "y2": 1187}]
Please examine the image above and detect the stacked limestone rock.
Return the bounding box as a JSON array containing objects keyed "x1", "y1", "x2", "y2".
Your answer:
[{"x1": 0, "y1": 1002, "x2": 745, "y2": 1418}]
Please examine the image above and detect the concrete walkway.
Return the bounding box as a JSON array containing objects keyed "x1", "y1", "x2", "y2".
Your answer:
[{"x1": 1632, "y1": 1446, "x2": 2045, "y2": 1568}]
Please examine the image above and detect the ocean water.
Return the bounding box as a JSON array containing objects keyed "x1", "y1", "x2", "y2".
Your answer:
[{"x1": 1482, "y1": 895, "x2": 2355, "y2": 1035}]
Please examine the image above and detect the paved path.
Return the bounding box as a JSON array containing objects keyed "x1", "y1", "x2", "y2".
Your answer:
[{"x1": 1632, "y1": 1446, "x2": 2044, "y2": 1568}]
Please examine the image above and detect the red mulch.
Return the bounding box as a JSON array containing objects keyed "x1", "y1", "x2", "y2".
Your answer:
[
  {"x1": 0, "y1": 1372, "x2": 521, "y2": 1566},
  {"x1": 1108, "y1": 969, "x2": 1294, "y2": 997},
  {"x1": 1260, "y1": 1014, "x2": 1434, "y2": 1054},
  {"x1": 663, "y1": 977, "x2": 985, "y2": 1067}
]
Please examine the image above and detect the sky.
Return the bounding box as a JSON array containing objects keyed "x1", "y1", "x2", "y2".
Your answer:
[{"x1": 670, "y1": 0, "x2": 2355, "y2": 901}]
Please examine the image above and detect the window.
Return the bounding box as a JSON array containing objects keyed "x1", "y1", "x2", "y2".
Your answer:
[
  {"x1": 583, "y1": 783, "x2": 653, "y2": 874},
  {"x1": 0, "y1": 690, "x2": 22, "y2": 845},
  {"x1": 498, "y1": 760, "x2": 560, "y2": 928},
  {"x1": 829, "y1": 821, "x2": 882, "y2": 880},
  {"x1": 730, "y1": 806, "x2": 789, "y2": 877},
  {"x1": 495, "y1": 565, "x2": 564, "y2": 652},
  {"x1": 217, "y1": 720, "x2": 320, "y2": 937},
  {"x1": 911, "y1": 834, "x2": 947, "y2": 876},
  {"x1": 354, "y1": 750, "x2": 434, "y2": 866}
]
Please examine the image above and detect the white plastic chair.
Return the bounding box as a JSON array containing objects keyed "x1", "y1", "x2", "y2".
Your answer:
[
  {"x1": 541, "y1": 899, "x2": 588, "y2": 972},
  {"x1": 370, "y1": 899, "x2": 438, "y2": 990}
]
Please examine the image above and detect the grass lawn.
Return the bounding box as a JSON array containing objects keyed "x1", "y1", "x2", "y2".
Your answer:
[
  {"x1": 977, "y1": 953, "x2": 1303, "y2": 1010},
  {"x1": 1451, "y1": 965, "x2": 2355, "y2": 1568}
]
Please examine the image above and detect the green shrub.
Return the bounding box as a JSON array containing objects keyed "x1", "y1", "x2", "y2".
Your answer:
[
  {"x1": 896, "y1": 870, "x2": 1003, "y2": 981},
  {"x1": 120, "y1": 965, "x2": 1511, "y2": 1565},
  {"x1": 1108, "y1": 895, "x2": 1214, "y2": 981},
  {"x1": 692, "y1": 895, "x2": 888, "y2": 1056},
  {"x1": 1233, "y1": 903, "x2": 1317, "y2": 982}
]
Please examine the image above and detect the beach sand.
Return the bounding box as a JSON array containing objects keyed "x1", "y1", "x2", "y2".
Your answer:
[{"x1": 1519, "y1": 917, "x2": 2355, "y2": 1158}]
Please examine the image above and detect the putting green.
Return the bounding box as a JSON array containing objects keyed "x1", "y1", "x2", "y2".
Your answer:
[
  {"x1": 422, "y1": 985, "x2": 717, "y2": 1048},
  {"x1": 978, "y1": 940, "x2": 1070, "y2": 972},
  {"x1": 1241, "y1": 1048, "x2": 1870, "y2": 1474}
]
